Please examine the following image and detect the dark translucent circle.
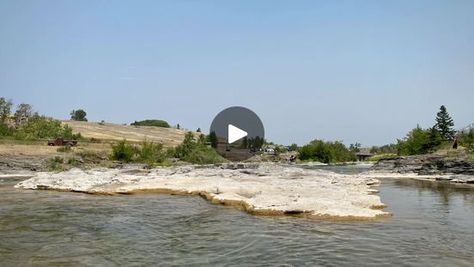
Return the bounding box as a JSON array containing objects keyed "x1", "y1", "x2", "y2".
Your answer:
[{"x1": 209, "y1": 106, "x2": 265, "y2": 161}]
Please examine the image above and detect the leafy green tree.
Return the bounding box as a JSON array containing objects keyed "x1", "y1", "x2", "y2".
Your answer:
[
  {"x1": 70, "y1": 109, "x2": 88, "y2": 121},
  {"x1": 434, "y1": 105, "x2": 455, "y2": 140},
  {"x1": 14, "y1": 103, "x2": 33, "y2": 125},
  {"x1": 0, "y1": 97, "x2": 12, "y2": 123},
  {"x1": 248, "y1": 136, "x2": 264, "y2": 149},
  {"x1": 425, "y1": 127, "x2": 443, "y2": 151},
  {"x1": 298, "y1": 139, "x2": 356, "y2": 163},
  {"x1": 14, "y1": 116, "x2": 74, "y2": 140},
  {"x1": 396, "y1": 126, "x2": 439, "y2": 155},
  {"x1": 288, "y1": 143, "x2": 298, "y2": 151},
  {"x1": 349, "y1": 142, "x2": 361, "y2": 153}
]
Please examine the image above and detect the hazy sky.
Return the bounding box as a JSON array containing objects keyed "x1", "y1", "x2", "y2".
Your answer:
[{"x1": 1, "y1": 0, "x2": 473, "y2": 146}]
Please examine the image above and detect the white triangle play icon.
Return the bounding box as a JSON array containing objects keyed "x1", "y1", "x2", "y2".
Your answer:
[{"x1": 228, "y1": 124, "x2": 247, "y2": 144}]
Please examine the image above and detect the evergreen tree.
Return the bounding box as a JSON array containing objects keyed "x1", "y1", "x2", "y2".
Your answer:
[
  {"x1": 209, "y1": 131, "x2": 218, "y2": 148},
  {"x1": 240, "y1": 136, "x2": 248, "y2": 149},
  {"x1": 434, "y1": 105, "x2": 455, "y2": 140}
]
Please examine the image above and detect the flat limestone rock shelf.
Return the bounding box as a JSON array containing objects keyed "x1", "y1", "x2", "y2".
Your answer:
[{"x1": 14, "y1": 164, "x2": 390, "y2": 220}]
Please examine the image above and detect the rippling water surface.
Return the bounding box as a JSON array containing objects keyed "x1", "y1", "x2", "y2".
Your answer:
[{"x1": 1, "y1": 169, "x2": 474, "y2": 266}]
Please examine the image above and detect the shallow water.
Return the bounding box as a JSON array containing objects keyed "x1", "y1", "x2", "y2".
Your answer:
[{"x1": 1, "y1": 171, "x2": 473, "y2": 266}]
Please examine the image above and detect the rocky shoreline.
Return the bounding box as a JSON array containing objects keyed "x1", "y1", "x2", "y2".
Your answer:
[
  {"x1": 369, "y1": 155, "x2": 474, "y2": 185},
  {"x1": 14, "y1": 163, "x2": 389, "y2": 220},
  {"x1": 4, "y1": 153, "x2": 474, "y2": 220}
]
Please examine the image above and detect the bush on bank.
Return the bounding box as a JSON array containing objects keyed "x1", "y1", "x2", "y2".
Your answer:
[
  {"x1": 0, "y1": 115, "x2": 80, "y2": 141},
  {"x1": 298, "y1": 139, "x2": 356, "y2": 164},
  {"x1": 171, "y1": 132, "x2": 225, "y2": 164},
  {"x1": 459, "y1": 128, "x2": 474, "y2": 153},
  {"x1": 110, "y1": 133, "x2": 225, "y2": 165},
  {"x1": 396, "y1": 126, "x2": 443, "y2": 156},
  {"x1": 111, "y1": 140, "x2": 136, "y2": 162}
]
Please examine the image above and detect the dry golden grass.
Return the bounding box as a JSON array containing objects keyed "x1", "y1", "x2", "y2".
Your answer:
[
  {"x1": 62, "y1": 120, "x2": 188, "y2": 146},
  {"x1": 0, "y1": 143, "x2": 59, "y2": 156},
  {"x1": 0, "y1": 121, "x2": 189, "y2": 157}
]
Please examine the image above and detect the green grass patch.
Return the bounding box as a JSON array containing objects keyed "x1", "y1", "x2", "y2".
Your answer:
[{"x1": 368, "y1": 153, "x2": 398, "y2": 162}]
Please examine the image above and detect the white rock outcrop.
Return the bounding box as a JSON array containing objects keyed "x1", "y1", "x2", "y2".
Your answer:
[{"x1": 15, "y1": 164, "x2": 390, "y2": 220}]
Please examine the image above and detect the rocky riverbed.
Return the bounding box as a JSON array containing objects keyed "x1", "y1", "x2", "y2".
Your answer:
[
  {"x1": 369, "y1": 155, "x2": 474, "y2": 185},
  {"x1": 14, "y1": 163, "x2": 389, "y2": 220}
]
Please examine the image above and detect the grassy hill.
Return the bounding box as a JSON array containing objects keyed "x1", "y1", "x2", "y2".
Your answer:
[{"x1": 63, "y1": 120, "x2": 188, "y2": 146}]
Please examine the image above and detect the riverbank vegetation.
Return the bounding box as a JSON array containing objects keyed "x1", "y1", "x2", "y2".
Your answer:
[
  {"x1": 370, "y1": 105, "x2": 473, "y2": 161},
  {"x1": 110, "y1": 132, "x2": 225, "y2": 166},
  {"x1": 297, "y1": 105, "x2": 473, "y2": 164},
  {"x1": 298, "y1": 140, "x2": 356, "y2": 163},
  {"x1": 0, "y1": 97, "x2": 80, "y2": 141},
  {"x1": 395, "y1": 105, "x2": 456, "y2": 155}
]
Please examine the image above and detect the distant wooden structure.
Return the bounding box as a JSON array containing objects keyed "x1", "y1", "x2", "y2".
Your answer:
[{"x1": 356, "y1": 149, "x2": 373, "y2": 161}]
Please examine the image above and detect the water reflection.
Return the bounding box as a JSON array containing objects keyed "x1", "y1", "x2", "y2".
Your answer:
[{"x1": 393, "y1": 178, "x2": 474, "y2": 205}]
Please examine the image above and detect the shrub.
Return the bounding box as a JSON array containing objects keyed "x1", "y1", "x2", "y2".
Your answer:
[
  {"x1": 182, "y1": 145, "x2": 225, "y2": 164},
  {"x1": 131, "y1": 119, "x2": 170, "y2": 128},
  {"x1": 174, "y1": 132, "x2": 225, "y2": 164},
  {"x1": 137, "y1": 140, "x2": 165, "y2": 164},
  {"x1": 459, "y1": 129, "x2": 474, "y2": 153},
  {"x1": 48, "y1": 156, "x2": 64, "y2": 171},
  {"x1": 0, "y1": 123, "x2": 13, "y2": 137},
  {"x1": 298, "y1": 139, "x2": 356, "y2": 163},
  {"x1": 111, "y1": 140, "x2": 136, "y2": 162},
  {"x1": 67, "y1": 157, "x2": 83, "y2": 167},
  {"x1": 173, "y1": 132, "x2": 197, "y2": 159},
  {"x1": 52, "y1": 156, "x2": 64, "y2": 163}
]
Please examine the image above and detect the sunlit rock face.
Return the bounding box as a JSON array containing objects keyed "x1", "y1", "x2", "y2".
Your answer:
[{"x1": 15, "y1": 164, "x2": 390, "y2": 220}]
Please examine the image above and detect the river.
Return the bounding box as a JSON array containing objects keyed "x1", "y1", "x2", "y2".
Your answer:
[{"x1": 1, "y1": 167, "x2": 473, "y2": 266}]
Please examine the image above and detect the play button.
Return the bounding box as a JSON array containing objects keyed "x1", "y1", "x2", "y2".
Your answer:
[
  {"x1": 228, "y1": 124, "x2": 247, "y2": 144},
  {"x1": 209, "y1": 106, "x2": 265, "y2": 161}
]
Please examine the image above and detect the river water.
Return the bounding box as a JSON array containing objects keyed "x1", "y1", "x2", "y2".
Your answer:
[{"x1": 1, "y1": 167, "x2": 473, "y2": 266}]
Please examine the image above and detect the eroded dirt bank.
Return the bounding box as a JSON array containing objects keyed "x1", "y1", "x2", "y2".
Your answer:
[{"x1": 15, "y1": 164, "x2": 389, "y2": 220}]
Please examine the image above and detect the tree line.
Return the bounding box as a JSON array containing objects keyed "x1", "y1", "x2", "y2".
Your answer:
[
  {"x1": 394, "y1": 105, "x2": 472, "y2": 155},
  {"x1": 296, "y1": 105, "x2": 473, "y2": 163},
  {"x1": 0, "y1": 97, "x2": 80, "y2": 140}
]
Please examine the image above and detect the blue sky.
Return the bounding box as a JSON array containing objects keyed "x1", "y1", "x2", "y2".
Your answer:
[{"x1": 1, "y1": 0, "x2": 473, "y2": 146}]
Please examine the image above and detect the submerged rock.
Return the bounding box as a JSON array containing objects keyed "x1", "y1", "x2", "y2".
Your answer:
[{"x1": 15, "y1": 163, "x2": 390, "y2": 220}]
